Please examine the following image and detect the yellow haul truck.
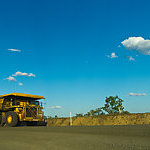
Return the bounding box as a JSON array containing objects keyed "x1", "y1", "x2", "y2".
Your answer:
[{"x1": 0, "y1": 93, "x2": 45, "y2": 127}]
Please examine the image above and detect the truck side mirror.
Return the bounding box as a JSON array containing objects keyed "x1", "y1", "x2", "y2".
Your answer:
[{"x1": 40, "y1": 102, "x2": 43, "y2": 107}]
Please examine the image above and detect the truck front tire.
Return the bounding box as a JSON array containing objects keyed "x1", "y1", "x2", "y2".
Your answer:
[
  {"x1": 0, "y1": 113, "x2": 2, "y2": 126},
  {"x1": 6, "y1": 111, "x2": 18, "y2": 127}
]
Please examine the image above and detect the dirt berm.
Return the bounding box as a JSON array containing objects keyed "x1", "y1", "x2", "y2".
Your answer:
[{"x1": 46, "y1": 113, "x2": 150, "y2": 126}]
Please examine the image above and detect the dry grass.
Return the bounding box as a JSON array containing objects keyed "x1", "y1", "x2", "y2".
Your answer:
[{"x1": 46, "y1": 113, "x2": 150, "y2": 126}]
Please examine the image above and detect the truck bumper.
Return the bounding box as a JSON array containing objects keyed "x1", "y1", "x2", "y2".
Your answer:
[{"x1": 23, "y1": 117, "x2": 44, "y2": 122}]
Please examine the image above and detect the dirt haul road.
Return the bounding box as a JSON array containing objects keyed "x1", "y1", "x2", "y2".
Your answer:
[{"x1": 0, "y1": 125, "x2": 150, "y2": 150}]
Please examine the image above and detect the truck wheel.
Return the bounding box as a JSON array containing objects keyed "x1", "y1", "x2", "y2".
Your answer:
[
  {"x1": 37, "y1": 121, "x2": 47, "y2": 126},
  {"x1": 0, "y1": 113, "x2": 6, "y2": 127},
  {"x1": 6, "y1": 111, "x2": 18, "y2": 127},
  {"x1": 0, "y1": 113, "x2": 2, "y2": 126}
]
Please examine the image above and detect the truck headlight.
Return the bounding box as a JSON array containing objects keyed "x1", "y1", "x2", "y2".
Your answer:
[{"x1": 38, "y1": 114, "x2": 43, "y2": 117}]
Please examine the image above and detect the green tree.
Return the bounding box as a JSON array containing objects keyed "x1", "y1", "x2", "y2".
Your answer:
[
  {"x1": 121, "y1": 110, "x2": 130, "y2": 115},
  {"x1": 84, "y1": 112, "x2": 91, "y2": 117},
  {"x1": 47, "y1": 116, "x2": 53, "y2": 119},
  {"x1": 55, "y1": 115, "x2": 58, "y2": 118},
  {"x1": 75, "y1": 113, "x2": 83, "y2": 117},
  {"x1": 90, "y1": 109, "x2": 96, "y2": 116},
  {"x1": 95, "y1": 108, "x2": 104, "y2": 115},
  {"x1": 102, "y1": 96, "x2": 124, "y2": 114}
]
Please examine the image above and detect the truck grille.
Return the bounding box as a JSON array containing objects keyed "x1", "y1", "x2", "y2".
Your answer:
[{"x1": 26, "y1": 107, "x2": 37, "y2": 118}]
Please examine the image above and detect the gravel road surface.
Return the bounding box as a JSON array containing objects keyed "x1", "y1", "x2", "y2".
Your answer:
[{"x1": 0, "y1": 125, "x2": 150, "y2": 150}]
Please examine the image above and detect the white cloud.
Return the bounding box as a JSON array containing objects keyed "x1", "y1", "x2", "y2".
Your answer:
[
  {"x1": 12, "y1": 71, "x2": 35, "y2": 77},
  {"x1": 6, "y1": 76, "x2": 17, "y2": 81},
  {"x1": 47, "y1": 106, "x2": 62, "y2": 109},
  {"x1": 13, "y1": 71, "x2": 28, "y2": 76},
  {"x1": 107, "y1": 52, "x2": 118, "y2": 58},
  {"x1": 128, "y1": 92, "x2": 146, "y2": 96},
  {"x1": 18, "y1": 83, "x2": 23, "y2": 86},
  {"x1": 8, "y1": 49, "x2": 21, "y2": 52},
  {"x1": 28, "y1": 73, "x2": 36, "y2": 77},
  {"x1": 126, "y1": 56, "x2": 135, "y2": 61},
  {"x1": 121, "y1": 37, "x2": 150, "y2": 55}
]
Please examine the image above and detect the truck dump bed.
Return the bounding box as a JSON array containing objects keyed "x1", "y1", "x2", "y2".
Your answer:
[{"x1": 0, "y1": 92, "x2": 45, "y2": 99}]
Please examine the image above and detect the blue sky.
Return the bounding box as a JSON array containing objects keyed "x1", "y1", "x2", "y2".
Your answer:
[{"x1": 0, "y1": 0, "x2": 150, "y2": 117}]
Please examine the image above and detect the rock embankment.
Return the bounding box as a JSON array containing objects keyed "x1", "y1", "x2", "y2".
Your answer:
[{"x1": 46, "y1": 113, "x2": 150, "y2": 126}]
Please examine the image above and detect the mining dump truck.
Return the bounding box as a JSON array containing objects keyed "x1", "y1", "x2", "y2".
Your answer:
[{"x1": 0, "y1": 93, "x2": 45, "y2": 127}]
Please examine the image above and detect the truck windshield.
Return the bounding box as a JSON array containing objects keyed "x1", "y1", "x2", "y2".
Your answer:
[{"x1": 30, "y1": 101, "x2": 39, "y2": 105}]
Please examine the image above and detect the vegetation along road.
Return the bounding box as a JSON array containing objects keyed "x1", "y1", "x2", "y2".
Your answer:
[{"x1": 0, "y1": 125, "x2": 150, "y2": 150}]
